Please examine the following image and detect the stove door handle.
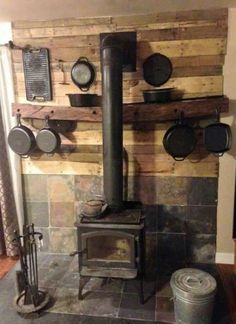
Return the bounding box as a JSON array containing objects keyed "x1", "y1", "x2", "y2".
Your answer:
[{"x1": 69, "y1": 249, "x2": 87, "y2": 257}]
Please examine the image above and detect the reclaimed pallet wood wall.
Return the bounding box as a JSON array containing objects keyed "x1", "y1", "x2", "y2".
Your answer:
[{"x1": 11, "y1": 8, "x2": 228, "y2": 177}]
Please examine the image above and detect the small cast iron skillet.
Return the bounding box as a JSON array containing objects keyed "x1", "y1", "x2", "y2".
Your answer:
[
  {"x1": 8, "y1": 114, "x2": 36, "y2": 156},
  {"x1": 204, "y1": 109, "x2": 232, "y2": 156},
  {"x1": 36, "y1": 115, "x2": 61, "y2": 154},
  {"x1": 163, "y1": 113, "x2": 197, "y2": 161},
  {"x1": 71, "y1": 57, "x2": 96, "y2": 92}
]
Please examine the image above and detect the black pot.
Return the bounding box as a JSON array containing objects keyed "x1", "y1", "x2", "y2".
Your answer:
[
  {"x1": 163, "y1": 113, "x2": 197, "y2": 161},
  {"x1": 143, "y1": 88, "x2": 173, "y2": 103},
  {"x1": 8, "y1": 114, "x2": 36, "y2": 156},
  {"x1": 71, "y1": 57, "x2": 96, "y2": 92},
  {"x1": 67, "y1": 94, "x2": 101, "y2": 107},
  {"x1": 36, "y1": 116, "x2": 61, "y2": 154}
]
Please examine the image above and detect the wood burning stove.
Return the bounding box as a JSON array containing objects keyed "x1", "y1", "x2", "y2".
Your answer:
[
  {"x1": 75, "y1": 202, "x2": 145, "y2": 301},
  {"x1": 74, "y1": 32, "x2": 146, "y2": 303}
]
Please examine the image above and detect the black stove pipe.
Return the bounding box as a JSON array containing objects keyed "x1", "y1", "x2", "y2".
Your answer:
[{"x1": 101, "y1": 35, "x2": 123, "y2": 212}]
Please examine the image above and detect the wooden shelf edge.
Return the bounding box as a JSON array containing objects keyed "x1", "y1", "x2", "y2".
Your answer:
[{"x1": 12, "y1": 96, "x2": 229, "y2": 123}]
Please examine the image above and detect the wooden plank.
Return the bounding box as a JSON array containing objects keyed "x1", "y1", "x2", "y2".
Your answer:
[
  {"x1": 12, "y1": 47, "x2": 100, "y2": 63},
  {"x1": 12, "y1": 55, "x2": 225, "y2": 74},
  {"x1": 13, "y1": 17, "x2": 112, "y2": 29},
  {"x1": 12, "y1": 24, "x2": 227, "y2": 49},
  {"x1": 112, "y1": 8, "x2": 227, "y2": 26},
  {"x1": 12, "y1": 96, "x2": 229, "y2": 122},
  {"x1": 21, "y1": 158, "x2": 218, "y2": 177},
  {"x1": 21, "y1": 160, "x2": 102, "y2": 175},
  {"x1": 15, "y1": 75, "x2": 223, "y2": 98},
  {"x1": 30, "y1": 148, "x2": 218, "y2": 163},
  {"x1": 14, "y1": 65, "x2": 222, "y2": 87},
  {"x1": 11, "y1": 39, "x2": 226, "y2": 63},
  {"x1": 138, "y1": 38, "x2": 227, "y2": 59},
  {"x1": 137, "y1": 25, "x2": 227, "y2": 42},
  {"x1": 13, "y1": 24, "x2": 116, "y2": 39},
  {"x1": 124, "y1": 76, "x2": 223, "y2": 98},
  {"x1": 12, "y1": 35, "x2": 100, "y2": 49}
]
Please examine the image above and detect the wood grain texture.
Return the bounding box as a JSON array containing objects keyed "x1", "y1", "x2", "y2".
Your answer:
[
  {"x1": 12, "y1": 96, "x2": 229, "y2": 122},
  {"x1": 11, "y1": 8, "x2": 228, "y2": 178}
]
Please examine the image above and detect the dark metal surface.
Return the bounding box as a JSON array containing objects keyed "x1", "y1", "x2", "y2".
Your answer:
[
  {"x1": 101, "y1": 34, "x2": 124, "y2": 211},
  {"x1": 100, "y1": 32, "x2": 136, "y2": 72},
  {"x1": 71, "y1": 57, "x2": 96, "y2": 92},
  {"x1": 143, "y1": 88, "x2": 173, "y2": 103},
  {"x1": 67, "y1": 93, "x2": 101, "y2": 107},
  {"x1": 163, "y1": 114, "x2": 197, "y2": 161},
  {"x1": 8, "y1": 114, "x2": 36, "y2": 156},
  {"x1": 36, "y1": 116, "x2": 61, "y2": 153},
  {"x1": 13, "y1": 224, "x2": 45, "y2": 311},
  {"x1": 22, "y1": 48, "x2": 52, "y2": 102},
  {"x1": 204, "y1": 123, "x2": 232, "y2": 155},
  {"x1": 143, "y1": 53, "x2": 172, "y2": 87}
]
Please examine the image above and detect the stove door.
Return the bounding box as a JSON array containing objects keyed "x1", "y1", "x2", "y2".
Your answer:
[{"x1": 82, "y1": 230, "x2": 136, "y2": 269}]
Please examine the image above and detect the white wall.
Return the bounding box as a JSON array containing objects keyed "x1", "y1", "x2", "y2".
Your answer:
[
  {"x1": 216, "y1": 7, "x2": 236, "y2": 264},
  {"x1": 0, "y1": 0, "x2": 236, "y2": 21}
]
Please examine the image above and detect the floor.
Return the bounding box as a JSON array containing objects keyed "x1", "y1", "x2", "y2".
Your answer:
[
  {"x1": 0, "y1": 255, "x2": 18, "y2": 279},
  {"x1": 217, "y1": 264, "x2": 236, "y2": 323},
  {"x1": 0, "y1": 253, "x2": 234, "y2": 324}
]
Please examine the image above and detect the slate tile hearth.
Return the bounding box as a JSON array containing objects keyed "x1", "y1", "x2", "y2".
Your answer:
[{"x1": 0, "y1": 253, "x2": 232, "y2": 324}]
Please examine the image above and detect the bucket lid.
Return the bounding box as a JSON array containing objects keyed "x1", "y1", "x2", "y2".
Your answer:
[{"x1": 170, "y1": 268, "x2": 217, "y2": 300}]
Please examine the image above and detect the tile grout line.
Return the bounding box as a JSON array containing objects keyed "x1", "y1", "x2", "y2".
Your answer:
[{"x1": 116, "y1": 279, "x2": 125, "y2": 318}]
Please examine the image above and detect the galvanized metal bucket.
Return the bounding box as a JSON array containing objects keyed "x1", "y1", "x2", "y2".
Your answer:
[{"x1": 170, "y1": 268, "x2": 217, "y2": 324}]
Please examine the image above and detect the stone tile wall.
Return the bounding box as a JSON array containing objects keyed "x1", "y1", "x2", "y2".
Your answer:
[{"x1": 22, "y1": 174, "x2": 217, "y2": 267}]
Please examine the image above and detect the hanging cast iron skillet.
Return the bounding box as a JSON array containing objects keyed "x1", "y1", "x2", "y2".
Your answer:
[
  {"x1": 36, "y1": 115, "x2": 61, "y2": 154},
  {"x1": 163, "y1": 112, "x2": 197, "y2": 161},
  {"x1": 204, "y1": 109, "x2": 232, "y2": 156},
  {"x1": 71, "y1": 57, "x2": 96, "y2": 92},
  {"x1": 143, "y1": 53, "x2": 173, "y2": 87},
  {"x1": 8, "y1": 114, "x2": 36, "y2": 156}
]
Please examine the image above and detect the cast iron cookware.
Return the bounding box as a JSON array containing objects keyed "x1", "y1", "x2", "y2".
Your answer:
[
  {"x1": 8, "y1": 114, "x2": 36, "y2": 156},
  {"x1": 143, "y1": 53, "x2": 173, "y2": 87},
  {"x1": 143, "y1": 88, "x2": 174, "y2": 103},
  {"x1": 67, "y1": 93, "x2": 101, "y2": 107},
  {"x1": 204, "y1": 109, "x2": 232, "y2": 156},
  {"x1": 163, "y1": 112, "x2": 197, "y2": 161},
  {"x1": 71, "y1": 57, "x2": 96, "y2": 92},
  {"x1": 36, "y1": 115, "x2": 61, "y2": 154}
]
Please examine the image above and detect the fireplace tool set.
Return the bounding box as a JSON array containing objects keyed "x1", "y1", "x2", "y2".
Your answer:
[{"x1": 13, "y1": 224, "x2": 50, "y2": 314}]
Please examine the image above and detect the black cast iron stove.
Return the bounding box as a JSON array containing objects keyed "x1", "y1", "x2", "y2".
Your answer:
[{"x1": 75, "y1": 32, "x2": 145, "y2": 303}]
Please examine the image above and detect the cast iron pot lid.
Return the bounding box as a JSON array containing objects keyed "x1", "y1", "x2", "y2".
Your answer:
[
  {"x1": 143, "y1": 53, "x2": 173, "y2": 87},
  {"x1": 71, "y1": 57, "x2": 95, "y2": 92}
]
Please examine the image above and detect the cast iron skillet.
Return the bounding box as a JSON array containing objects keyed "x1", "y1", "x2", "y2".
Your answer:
[
  {"x1": 143, "y1": 53, "x2": 173, "y2": 87},
  {"x1": 36, "y1": 115, "x2": 61, "y2": 154},
  {"x1": 8, "y1": 114, "x2": 36, "y2": 156},
  {"x1": 71, "y1": 57, "x2": 96, "y2": 92},
  {"x1": 204, "y1": 109, "x2": 232, "y2": 156},
  {"x1": 163, "y1": 112, "x2": 197, "y2": 161}
]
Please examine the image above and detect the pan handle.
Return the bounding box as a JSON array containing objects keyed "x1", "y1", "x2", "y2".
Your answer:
[
  {"x1": 213, "y1": 152, "x2": 224, "y2": 157},
  {"x1": 173, "y1": 156, "x2": 186, "y2": 161}
]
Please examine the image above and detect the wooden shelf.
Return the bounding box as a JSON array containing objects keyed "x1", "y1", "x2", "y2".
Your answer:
[{"x1": 12, "y1": 96, "x2": 229, "y2": 123}]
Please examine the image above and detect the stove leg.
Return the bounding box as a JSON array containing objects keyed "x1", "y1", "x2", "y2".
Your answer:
[
  {"x1": 78, "y1": 276, "x2": 86, "y2": 300},
  {"x1": 139, "y1": 276, "x2": 144, "y2": 304}
]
